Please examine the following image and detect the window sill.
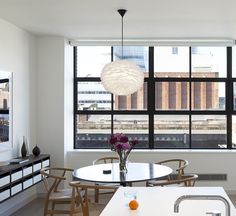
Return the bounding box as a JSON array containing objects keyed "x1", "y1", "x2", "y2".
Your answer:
[{"x1": 67, "y1": 149, "x2": 236, "y2": 154}]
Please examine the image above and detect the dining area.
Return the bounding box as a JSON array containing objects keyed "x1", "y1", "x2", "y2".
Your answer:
[
  {"x1": 38, "y1": 154, "x2": 236, "y2": 216},
  {"x1": 35, "y1": 132, "x2": 236, "y2": 216}
]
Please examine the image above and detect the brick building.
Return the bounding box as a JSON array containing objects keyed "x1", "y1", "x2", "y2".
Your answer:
[{"x1": 115, "y1": 72, "x2": 219, "y2": 110}]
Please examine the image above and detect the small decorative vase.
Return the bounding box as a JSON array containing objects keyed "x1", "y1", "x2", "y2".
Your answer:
[
  {"x1": 21, "y1": 136, "x2": 27, "y2": 158},
  {"x1": 32, "y1": 145, "x2": 41, "y2": 157},
  {"x1": 118, "y1": 153, "x2": 128, "y2": 173}
]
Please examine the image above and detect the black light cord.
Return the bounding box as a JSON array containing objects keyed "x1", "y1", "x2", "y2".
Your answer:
[
  {"x1": 122, "y1": 13, "x2": 123, "y2": 58},
  {"x1": 117, "y1": 9, "x2": 127, "y2": 59}
]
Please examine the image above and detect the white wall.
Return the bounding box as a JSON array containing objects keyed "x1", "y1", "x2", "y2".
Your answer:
[
  {"x1": 67, "y1": 150, "x2": 236, "y2": 193},
  {"x1": 0, "y1": 18, "x2": 37, "y2": 215},
  {"x1": 64, "y1": 41, "x2": 74, "y2": 154},
  {"x1": 36, "y1": 36, "x2": 67, "y2": 168},
  {"x1": 0, "y1": 18, "x2": 36, "y2": 158}
]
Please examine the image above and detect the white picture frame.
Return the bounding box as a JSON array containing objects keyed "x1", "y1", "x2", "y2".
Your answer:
[{"x1": 0, "y1": 70, "x2": 12, "y2": 150}]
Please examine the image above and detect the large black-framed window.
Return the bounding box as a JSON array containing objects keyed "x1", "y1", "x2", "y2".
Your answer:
[{"x1": 74, "y1": 45, "x2": 235, "y2": 149}]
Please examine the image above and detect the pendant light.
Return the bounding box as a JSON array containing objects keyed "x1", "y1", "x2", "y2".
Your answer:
[{"x1": 101, "y1": 9, "x2": 144, "y2": 96}]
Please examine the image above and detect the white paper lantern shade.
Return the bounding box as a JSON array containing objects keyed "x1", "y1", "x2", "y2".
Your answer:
[{"x1": 101, "y1": 60, "x2": 144, "y2": 96}]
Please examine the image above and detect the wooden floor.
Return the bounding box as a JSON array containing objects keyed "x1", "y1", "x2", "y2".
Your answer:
[
  {"x1": 9, "y1": 194, "x2": 236, "y2": 216},
  {"x1": 10, "y1": 194, "x2": 111, "y2": 216}
]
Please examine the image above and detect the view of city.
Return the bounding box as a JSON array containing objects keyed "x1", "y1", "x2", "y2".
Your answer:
[{"x1": 75, "y1": 46, "x2": 234, "y2": 149}]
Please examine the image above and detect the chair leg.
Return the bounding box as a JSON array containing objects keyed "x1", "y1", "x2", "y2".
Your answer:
[
  {"x1": 95, "y1": 188, "x2": 99, "y2": 203},
  {"x1": 51, "y1": 202, "x2": 55, "y2": 216},
  {"x1": 81, "y1": 200, "x2": 90, "y2": 216},
  {"x1": 70, "y1": 200, "x2": 75, "y2": 216},
  {"x1": 44, "y1": 199, "x2": 49, "y2": 216}
]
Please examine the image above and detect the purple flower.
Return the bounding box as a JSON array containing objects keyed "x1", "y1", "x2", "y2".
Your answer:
[
  {"x1": 109, "y1": 136, "x2": 117, "y2": 145},
  {"x1": 115, "y1": 143, "x2": 123, "y2": 150},
  {"x1": 114, "y1": 142, "x2": 130, "y2": 150},
  {"x1": 122, "y1": 142, "x2": 131, "y2": 150},
  {"x1": 120, "y1": 136, "x2": 128, "y2": 143},
  {"x1": 131, "y1": 139, "x2": 138, "y2": 146},
  {"x1": 114, "y1": 133, "x2": 123, "y2": 141},
  {"x1": 108, "y1": 133, "x2": 138, "y2": 153}
]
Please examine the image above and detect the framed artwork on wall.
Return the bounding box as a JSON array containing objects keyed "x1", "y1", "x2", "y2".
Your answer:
[{"x1": 0, "y1": 71, "x2": 12, "y2": 150}]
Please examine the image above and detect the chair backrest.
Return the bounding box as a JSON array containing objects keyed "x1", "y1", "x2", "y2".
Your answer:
[
  {"x1": 156, "y1": 159, "x2": 189, "y2": 180},
  {"x1": 151, "y1": 174, "x2": 198, "y2": 187},
  {"x1": 40, "y1": 167, "x2": 74, "y2": 195},
  {"x1": 93, "y1": 156, "x2": 119, "y2": 165},
  {"x1": 69, "y1": 181, "x2": 118, "y2": 216}
]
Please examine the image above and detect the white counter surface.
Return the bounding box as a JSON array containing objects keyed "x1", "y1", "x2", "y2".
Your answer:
[{"x1": 100, "y1": 187, "x2": 236, "y2": 216}]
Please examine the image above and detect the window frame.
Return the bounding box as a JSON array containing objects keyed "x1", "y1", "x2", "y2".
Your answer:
[{"x1": 74, "y1": 46, "x2": 233, "y2": 149}]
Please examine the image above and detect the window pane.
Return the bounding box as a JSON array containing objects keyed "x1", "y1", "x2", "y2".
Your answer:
[
  {"x1": 233, "y1": 83, "x2": 236, "y2": 110},
  {"x1": 113, "y1": 115, "x2": 148, "y2": 148},
  {"x1": 114, "y1": 82, "x2": 147, "y2": 110},
  {"x1": 113, "y1": 46, "x2": 149, "y2": 73},
  {"x1": 0, "y1": 114, "x2": 9, "y2": 142},
  {"x1": 191, "y1": 115, "x2": 226, "y2": 149},
  {"x1": 191, "y1": 82, "x2": 225, "y2": 110},
  {"x1": 232, "y1": 46, "x2": 236, "y2": 77},
  {"x1": 77, "y1": 82, "x2": 111, "y2": 110},
  {"x1": 154, "y1": 115, "x2": 189, "y2": 148},
  {"x1": 76, "y1": 46, "x2": 111, "y2": 77},
  {"x1": 0, "y1": 82, "x2": 9, "y2": 110},
  {"x1": 154, "y1": 47, "x2": 189, "y2": 77},
  {"x1": 75, "y1": 115, "x2": 111, "y2": 148},
  {"x1": 155, "y1": 82, "x2": 189, "y2": 110},
  {"x1": 191, "y1": 47, "x2": 226, "y2": 78}
]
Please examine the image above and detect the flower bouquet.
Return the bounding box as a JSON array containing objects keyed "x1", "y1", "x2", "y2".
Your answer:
[{"x1": 108, "y1": 133, "x2": 138, "y2": 172}]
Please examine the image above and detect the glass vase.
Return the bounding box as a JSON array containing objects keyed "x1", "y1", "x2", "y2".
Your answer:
[{"x1": 118, "y1": 152, "x2": 128, "y2": 173}]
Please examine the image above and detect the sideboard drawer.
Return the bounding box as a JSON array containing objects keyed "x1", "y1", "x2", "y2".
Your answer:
[
  {"x1": 23, "y1": 166, "x2": 32, "y2": 177},
  {"x1": 0, "y1": 189, "x2": 10, "y2": 202},
  {"x1": 11, "y1": 170, "x2": 23, "y2": 182},
  {"x1": 23, "y1": 178, "x2": 33, "y2": 189},
  {"x1": 11, "y1": 183, "x2": 22, "y2": 195},
  {"x1": 42, "y1": 159, "x2": 50, "y2": 168},
  {"x1": 33, "y1": 163, "x2": 41, "y2": 172},
  {"x1": 0, "y1": 176, "x2": 10, "y2": 188},
  {"x1": 33, "y1": 174, "x2": 41, "y2": 184}
]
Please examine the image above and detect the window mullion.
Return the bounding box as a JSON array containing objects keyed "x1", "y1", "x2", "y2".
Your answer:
[
  {"x1": 148, "y1": 47, "x2": 154, "y2": 149},
  {"x1": 189, "y1": 46, "x2": 192, "y2": 149},
  {"x1": 226, "y1": 47, "x2": 233, "y2": 149}
]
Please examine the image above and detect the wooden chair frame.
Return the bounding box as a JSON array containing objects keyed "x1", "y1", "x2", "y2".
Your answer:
[
  {"x1": 69, "y1": 182, "x2": 118, "y2": 216},
  {"x1": 40, "y1": 167, "x2": 75, "y2": 216},
  {"x1": 157, "y1": 159, "x2": 189, "y2": 179},
  {"x1": 92, "y1": 156, "x2": 119, "y2": 165},
  {"x1": 146, "y1": 159, "x2": 189, "y2": 187},
  {"x1": 92, "y1": 157, "x2": 119, "y2": 203},
  {"x1": 147, "y1": 174, "x2": 198, "y2": 187}
]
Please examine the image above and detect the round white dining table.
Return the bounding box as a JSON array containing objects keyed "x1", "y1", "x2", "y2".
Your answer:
[{"x1": 72, "y1": 162, "x2": 172, "y2": 186}]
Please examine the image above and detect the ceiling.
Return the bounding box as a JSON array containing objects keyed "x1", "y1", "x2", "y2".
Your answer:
[{"x1": 0, "y1": 0, "x2": 236, "y2": 40}]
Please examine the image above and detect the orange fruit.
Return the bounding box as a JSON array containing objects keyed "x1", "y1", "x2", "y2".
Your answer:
[{"x1": 129, "y1": 199, "x2": 139, "y2": 210}]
